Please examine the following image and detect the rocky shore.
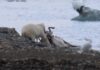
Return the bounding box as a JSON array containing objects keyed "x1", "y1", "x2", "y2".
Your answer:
[{"x1": 0, "y1": 27, "x2": 100, "y2": 70}]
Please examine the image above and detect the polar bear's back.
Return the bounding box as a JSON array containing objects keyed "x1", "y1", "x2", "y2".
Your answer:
[{"x1": 21, "y1": 23, "x2": 45, "y2": 38}]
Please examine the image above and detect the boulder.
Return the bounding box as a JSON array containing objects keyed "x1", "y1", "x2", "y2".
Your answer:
[
  {"x1": 72, "y1": 6, "x2": 100, "y2": 21},
  {"x1": 0, "y1": 27, "x2": 99, "y2": 70}
]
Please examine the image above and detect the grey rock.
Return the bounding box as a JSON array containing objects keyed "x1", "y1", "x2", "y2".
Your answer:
[
  {"x1": 0, "y1": 27, "x2": 99, "y2": 70},
  {"x1": 72, "y1": 6, "x2": 100, "y2": 21}
]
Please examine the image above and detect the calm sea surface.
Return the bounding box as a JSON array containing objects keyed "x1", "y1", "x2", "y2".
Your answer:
[{"x1": 0, "y1": 0, "x2": 100, "y2": 50}]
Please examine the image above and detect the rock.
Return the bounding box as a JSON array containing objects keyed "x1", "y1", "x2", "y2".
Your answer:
[
  {"x1": 72, "y1": 6, "x2": 100, "y2": 21},
  {"x1": 0, "y1": 27, "x2": 99, "y2": 70}
]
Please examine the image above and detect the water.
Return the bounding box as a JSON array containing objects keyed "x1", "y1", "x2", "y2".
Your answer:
[{"x1": 0, "y1": 0, "x2": 100, "y2": 50}]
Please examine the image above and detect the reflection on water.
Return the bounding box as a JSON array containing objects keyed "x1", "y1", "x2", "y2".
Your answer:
[{"x1": 0, "y1": 0, "x2": 100, "y2": 50}]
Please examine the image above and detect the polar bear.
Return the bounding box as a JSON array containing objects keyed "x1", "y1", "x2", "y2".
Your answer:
[{"x1": 21, "y1": 23, "x2": 51, "y2": 47}]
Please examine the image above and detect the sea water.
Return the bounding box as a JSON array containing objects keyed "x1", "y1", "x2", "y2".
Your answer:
[{"x1": 0, "y1": 0, "x2": 100, "y2": 50}]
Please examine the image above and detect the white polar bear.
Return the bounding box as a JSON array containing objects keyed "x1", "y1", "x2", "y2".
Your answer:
[{"x1": 21, "y1": 23, "x2": 51, "y2": 47}]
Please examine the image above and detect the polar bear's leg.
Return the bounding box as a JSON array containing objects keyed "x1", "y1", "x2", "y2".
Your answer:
[
  {"x1": 22, "y1": 32, "x2": 32, "y2": 41},
  {"x1": 33, "y1": 36, "x2": 42, "y2": 43},
  {"x1": 40, "y1": 33, "x2": 51, "y2": 47}
]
